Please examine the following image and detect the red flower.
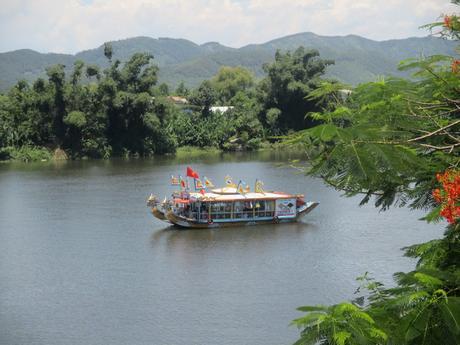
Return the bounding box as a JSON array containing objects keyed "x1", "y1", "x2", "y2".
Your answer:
[
  {"x1": 433, "y1": 170, "x2": 460, "y2": 224},
  {"x1": 452, "y1": 59, "x2": 460, "y2": 74},
  {"x1": 444, "y1": 15, "x2": 453, "y2": 29},
  {"x1": 432, "y1": 188, "x2": 442, "y2": 203}
]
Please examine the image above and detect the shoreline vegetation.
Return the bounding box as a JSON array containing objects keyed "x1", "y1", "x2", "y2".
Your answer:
[
  {"x1": 0, "y1": 140, "x2": 299, "y2": 163},
  {"x1": 0, "y1": 144, "x2": 289, "y2": 163},
  {"x1": 0, "y1": 43, "x2": 332, "y2": 163}
]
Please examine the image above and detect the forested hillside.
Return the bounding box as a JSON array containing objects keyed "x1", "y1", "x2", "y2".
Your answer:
[{"x1": 0, "y1": 33, "x2": 456, "y2": 91}]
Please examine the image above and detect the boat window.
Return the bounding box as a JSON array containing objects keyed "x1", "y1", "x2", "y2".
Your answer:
[
  {"x1": 245, "y1": 201, "x2": 254, "y2": 218},
  {"x1": 195, "y1": 200, "x2": 277, "y2": 221},
  {"x1": 236, "y1": 201, "x2": 253, "y2": 219},
  {"x1": 199, "y1": 202, "x2": 208, "y2": 221},
  {"x1": 254, "y1": 200, "x2": 265, "y2": 217},
  {"x1": 210, "y1": 201, "x2": 233, "y2": 220},
  {"x1": 189, "y1": 202, "x2": 200, "y2": 220},
  {"x1": 254, "y1": 200, "x2": 275, "y2": 217}
]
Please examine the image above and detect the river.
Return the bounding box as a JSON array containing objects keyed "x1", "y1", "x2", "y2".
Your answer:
[{"x1": 0, "y1": 151, "x2": 441, "y2": 345}]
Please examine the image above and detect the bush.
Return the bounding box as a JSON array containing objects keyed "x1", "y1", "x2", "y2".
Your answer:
[{"x1": 0, "y1": 146, "x2": 52, "y2": 162}]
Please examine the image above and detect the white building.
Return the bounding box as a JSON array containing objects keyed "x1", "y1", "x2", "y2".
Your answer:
[{"x1": 210, "y1": 106, "x2": 234, "y2": 114}]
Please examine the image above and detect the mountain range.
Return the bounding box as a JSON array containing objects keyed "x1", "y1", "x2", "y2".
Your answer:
[{"x1": 0, "y1": 32, "x2": 457, "y2": 91}]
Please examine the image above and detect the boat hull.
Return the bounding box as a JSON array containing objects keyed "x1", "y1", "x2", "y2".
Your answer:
[
  {"x1": 151, "y1": 206, "x2": 168, "y2": 220},
  {"x1": 151, "y1": 201, "x2": 319, "y2": 229}
]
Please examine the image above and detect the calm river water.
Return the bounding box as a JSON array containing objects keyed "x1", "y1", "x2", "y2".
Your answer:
[{"x1": 0, "y1": 151, "x2": 442, "y2": 345}]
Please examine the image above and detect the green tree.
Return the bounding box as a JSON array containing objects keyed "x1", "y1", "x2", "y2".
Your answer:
[
  {"x1": 157, "y1": 82, "x2": 170, "y2": 96},
  {"x1": 46, "y1": 64, "x2": 66, "y2": 145},
  {"x1": 175, "y1": 81, "x2": 189, "y2": 97},
  {"x1": 104, "y1": 52, "x2": 173, "y2": 155},
  {"x1": 86, "y1": 64, "x2": 100, "y2": 81},
  {"x1": 103, "y1": 42, "x2": 113, "y2": 62},
  {"x1": 30, "y1": 78, "x2": 53, "y2": 145},
  {"x1": 71, "y1": 60, "x2": 85, "y2": 86},
  {"x1": 0, "y1": 93, "x2": 18, "y2": 148},
  {"x1": 121, "y1": 52, "x2": 157, "y2": 93},
  {"x1": 258, "y1": 47, "x2": 333, "y2": 131},
  {"x1": 63, "y1": 110, "x2": 86, "y2": 153},
  {"x1": 210, "y1": 66, "x2": 254, "y2": 103},
  {"x1": 289, "y1": 5, "x2": 460, "y2": 344},
  {"x1": 265, "y1": 107, "x2": 281, "y2": 135},
  {"x1": 189, "y1": 80, "x2": 216, "y2": 117},
  {"x1": 224, "y1": 91, "x2": 263, "y2": 150}
]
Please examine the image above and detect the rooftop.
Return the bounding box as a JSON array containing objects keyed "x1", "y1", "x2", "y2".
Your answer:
[{"x1": 187, "y1": 191, "x2": 300, "y2": 202}]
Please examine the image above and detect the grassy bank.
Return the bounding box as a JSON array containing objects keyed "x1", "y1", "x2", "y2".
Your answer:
[
  {"x1": 0, "y1": 146, "x2": 53, "y2": 163},
  {"x1": 175, "y1": 146, "x2": 221, "y2": 154},
  {"x1": 0, "y1": 142, "x2": 299, "y2": 163}
]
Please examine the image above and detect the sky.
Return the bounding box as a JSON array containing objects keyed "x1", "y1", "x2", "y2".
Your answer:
[{"x1": 0, "y1": 0, "x2": 457, "y2": 54}]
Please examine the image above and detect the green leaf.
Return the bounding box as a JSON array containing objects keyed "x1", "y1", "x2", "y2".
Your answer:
[
  {"x1": 297, "y1": 305, "x2": 329, "y2": 312},
  {"x1": 63, "y1": 111, "x2": 87, "y2": 128},
  {"x1": 308, "y1": 124, "x2": 338, "y2": 141},
  {"x1": 440, "y1": 297, "x2": 460, "y2": 335},
  {"x1": 369, "y1": 328, "x2": 388, "y2": 341},
  {"x1": 420, "y1": 206, "x2": 443, "y2": 223},
  {"x1": 413, "y1": 272, "x2": 443, "y2": 288},
  {"x1": 292, "y1": 312, "x2": 327, "y2": 328},
  {"x1": 405, "y1": 308, "x2": 431, "y2": 342},
  {"x1": 333, "y1": 331, "x2": 351, "y2": 345}
]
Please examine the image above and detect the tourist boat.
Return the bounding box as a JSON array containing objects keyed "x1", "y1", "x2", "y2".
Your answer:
[{"x1": 146, "y1": 167, "x2": 319, "y2": 229}]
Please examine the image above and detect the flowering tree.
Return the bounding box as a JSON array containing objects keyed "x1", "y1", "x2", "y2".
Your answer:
[{"x1": 289, "y1": 2, "x2": 460, "y2": 344}]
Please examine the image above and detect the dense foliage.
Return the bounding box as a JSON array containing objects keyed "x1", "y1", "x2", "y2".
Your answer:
[
  {"x1": 0, "y1": 51, "x2": 178, "y2": 159},
  {"x1": 210, "y1": 66, "x2": 254, "y2": 104},
  {"x1": 0, "y1": 46, "x2": 333, "y2": 160},
  {"x1": 289, "y1": 3, "x2": 460, "y2": 344},
  {"x1": 258, "y1": 47, "x2": 334, "y2": 131}
]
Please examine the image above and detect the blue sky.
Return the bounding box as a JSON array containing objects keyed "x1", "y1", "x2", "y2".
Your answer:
[{"x1": 0, "y1": 0, "x2": 457, "y2": 54}]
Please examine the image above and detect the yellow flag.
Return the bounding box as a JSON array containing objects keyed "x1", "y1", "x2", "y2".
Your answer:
[
  {"x1": 171, "y1": 175, "x2": 180, "y2": 186},
  {"x1": 225, "y1": 175, "x2": 237, "y2": 188},
  {"x1": 255, "y1": 179, "x2": 265, "y2": 194},
  {"x1": 195, "y1": 179, "x2": 204, "y2": 189},
  {"x1": 204, "y1": 176, "x2": 214, "y2": 188}
]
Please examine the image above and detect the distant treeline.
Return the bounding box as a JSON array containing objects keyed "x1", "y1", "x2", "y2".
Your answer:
[{"x1": 0, "y1": 43, "x2": 334, "y2": 161}]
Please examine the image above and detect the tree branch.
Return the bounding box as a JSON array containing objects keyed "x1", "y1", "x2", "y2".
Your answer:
[
  {"x1": 407, "y1": 119, "x2": 460, "y2": 142},
  {"x1": 418, "y1": 142, "x2": 460, "y2": 151}
]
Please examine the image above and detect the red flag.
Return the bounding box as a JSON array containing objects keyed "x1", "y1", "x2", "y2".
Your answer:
[{"x1": 186, "y1": 166, "x2": 199, "y2": 179}]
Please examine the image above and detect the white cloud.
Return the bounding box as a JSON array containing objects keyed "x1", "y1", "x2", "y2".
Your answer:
[{"x1": 0, "y1": 0, "x2": 457, "y2": 53}]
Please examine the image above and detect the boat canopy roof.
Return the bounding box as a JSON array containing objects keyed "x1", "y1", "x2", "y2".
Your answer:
[
  {"x1": 211, "y1": 187, "x2": 239, "y2": 194},
  {"x1": 188, "y1": 191, "x2": 302, "y2": 202}
]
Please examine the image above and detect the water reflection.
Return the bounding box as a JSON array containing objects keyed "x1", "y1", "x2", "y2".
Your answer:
[
  {"x1": 150, "y1": 221, "x2": 318, "y2": 250},
  {"x1": 0, "y1": 148, "x2": 306, "y2": 175}
]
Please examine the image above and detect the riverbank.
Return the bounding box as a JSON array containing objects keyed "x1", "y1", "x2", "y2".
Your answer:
[{"x1": 0, "y1": 142, "x2": 289, "y2": 163}]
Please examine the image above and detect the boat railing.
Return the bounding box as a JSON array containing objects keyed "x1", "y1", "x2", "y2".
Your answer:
[
  {"x1": 204, "y1": 210, "x2": 276, "y2": 221},
  {"x1": 212, "y1": 211, "x2": 236, "y2": 220},
  {"x1": 172, "y1": 209, "x2": 276, "y2": 222},
  {"x1": 254, "y1": 211, "x2": 275, "y2": 218}
]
